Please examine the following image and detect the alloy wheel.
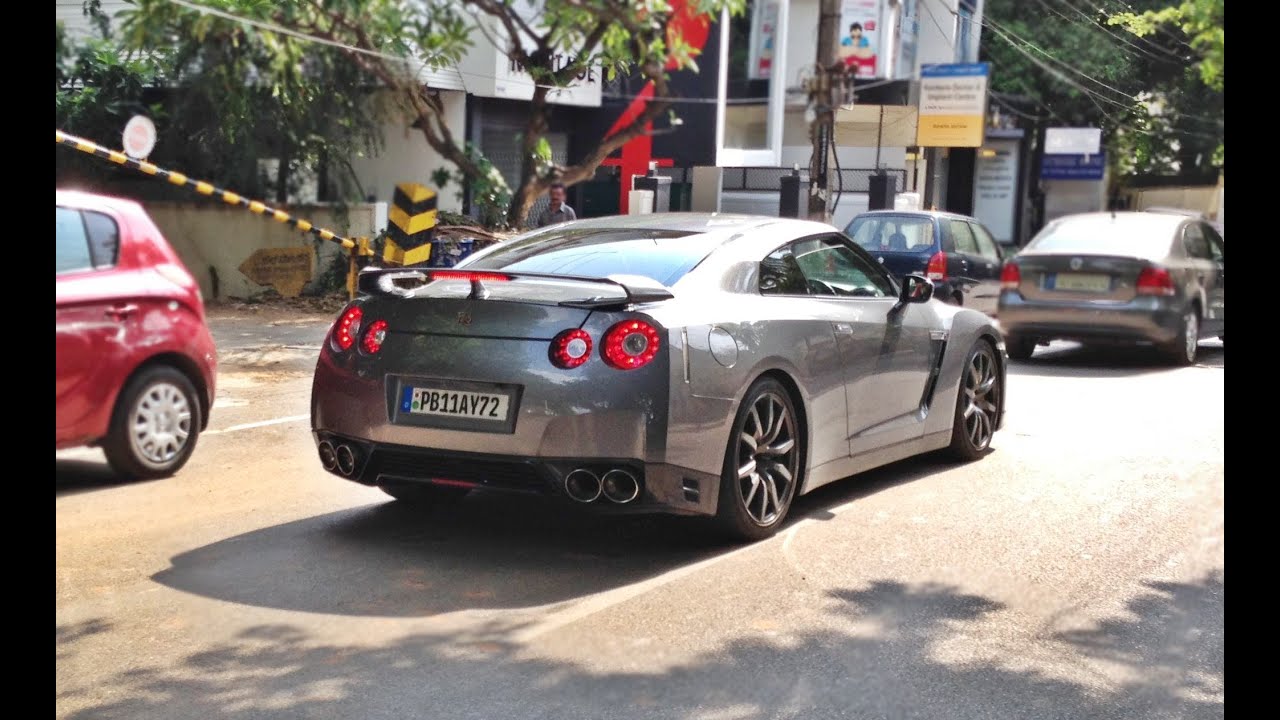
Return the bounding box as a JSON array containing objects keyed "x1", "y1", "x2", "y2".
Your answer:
[
  {"x1": 962, "y1": 349, "x2": 999, "y2": 451},
  {"x1": 735, "y1": 391, "x2": 798, "y2": 525}
]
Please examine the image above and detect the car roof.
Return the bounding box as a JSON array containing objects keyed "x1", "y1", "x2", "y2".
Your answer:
[
  {"x1": 56, "y1": 188, "x2": 145, "y2": 215},
  {"x1": 553, "y1": 212, "x2": 836, "y2": 236},
  {"x1": 849, "y1": 209, "x2": 977, "y2": 223}
]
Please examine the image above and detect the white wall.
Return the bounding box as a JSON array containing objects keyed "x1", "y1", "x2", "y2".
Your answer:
[
  {"x1": 347, "y1": 91, "x2": 467, "y2": 212},
  {"x1": 56, "y1": 0, "x2": 131, "y2": 39},
  {"x1": 144, "y1": 202, "x2": 385, "y2": 300}
]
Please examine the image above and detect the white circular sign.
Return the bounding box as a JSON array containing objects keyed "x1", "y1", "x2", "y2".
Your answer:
[{"x1": 122, "y1": 115, "x2": 157, "y2": 159}]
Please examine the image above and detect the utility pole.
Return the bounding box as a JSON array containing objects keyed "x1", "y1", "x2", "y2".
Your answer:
[{"x1": 808, "y1": 0, "x2": 842, "y2": 221}]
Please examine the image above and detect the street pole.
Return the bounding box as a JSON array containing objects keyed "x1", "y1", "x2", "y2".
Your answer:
[{"x1": 808, "y1": 0, "x2": 842, "y2": 221}]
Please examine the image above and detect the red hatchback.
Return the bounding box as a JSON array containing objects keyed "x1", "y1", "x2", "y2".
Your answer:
[{"x1": 56, "y1": 190, "x2": 217, "y2": 478}]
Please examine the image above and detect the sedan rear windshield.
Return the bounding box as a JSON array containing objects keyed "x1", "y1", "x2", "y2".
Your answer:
[
  {"x1": 845, "y1": 215, "x2": 936, "y2": 254},
  {"x1": 1027, "y1": 216, "x2": 1177, "y2": 258},
  {"x1": 463, "y1": 228, "x2": 719, "y2": 285}
]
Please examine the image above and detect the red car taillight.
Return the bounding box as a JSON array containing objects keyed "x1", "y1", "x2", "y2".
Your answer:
[
  {"x1": 1000, "y1": 262, "x2": 1021, "y2": 290},
  {"x1": 926, "y1": 251, "x2": 947, "y2": 280},
  {"x1": 332, "y1": 306, "x2": 363, "y2": 352},
  {"x1": 1136, "y1": 266, "x2": 1176, "y2": 296},
  {"x1": 430, "y1": 270, "x2": 511, "y2": 282},
  {"x1": 361, "y1": 319, "x2": 388, "y2": 354},
  {"x1": 602, "y1": 320, "x2": 662, "y2": 370},
  {"x1": 550, "y1": 329, "x2": 593, "y2": 369}
]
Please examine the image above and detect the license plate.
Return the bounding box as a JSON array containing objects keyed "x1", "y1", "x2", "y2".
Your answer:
[
  {"x1": 1051, "y1": 273, "x2": 1111, "y2": 292},
  {"x1": 401, "y1": 386, "x2": 510, "y2": 421}
]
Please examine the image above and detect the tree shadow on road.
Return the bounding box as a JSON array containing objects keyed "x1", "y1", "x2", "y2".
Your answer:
[
  {"x1": 148, "y1": 454, "x2": 953, "y2": 617},
  {"x1": 59, "y1": 572, "x2": 1224, "y2": 720}
]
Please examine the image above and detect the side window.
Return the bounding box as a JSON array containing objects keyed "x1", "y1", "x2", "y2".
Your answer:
[
  {"x1": 948, "y1": 220, "x2": 979, "y2": 255},
  {"x1": 1203, "y1": 224, "x2": 1224, "y2": 262},
  {"x1": 56, "y1": 207, "x2": 93, "y2": 274},
  {"x1": 759, "y1": 245, "x2": 810, "y2": 295},
  {"x1": 969, "y1": 222, "x2": 1002, "y2": 261},
  {"x1": 1182, "y1": 223, "x2": 1211, "y2": 260},
  {"x1": 83, "y1": 211, "x2": 120, "y2": 269},
  {"x1": 790, "y1": 236, "x2": 894, "y2": 298}
]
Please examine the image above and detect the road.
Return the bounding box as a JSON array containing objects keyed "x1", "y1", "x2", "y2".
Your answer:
[{"x1": 56, "y1": 309, "x2": 1224, "y2": 720}]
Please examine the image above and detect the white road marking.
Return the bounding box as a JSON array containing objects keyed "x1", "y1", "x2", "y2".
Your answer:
[{"x1": 205, "y1": 414, "x2": 310, "y2": 435}]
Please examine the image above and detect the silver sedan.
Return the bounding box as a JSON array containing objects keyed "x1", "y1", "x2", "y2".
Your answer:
[{"x1": 310, "y1": 214, "x2": 1007, "y2": 541}]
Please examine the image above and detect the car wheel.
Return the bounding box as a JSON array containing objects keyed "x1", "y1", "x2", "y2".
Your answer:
[
  {"x1": 714, "y1": 378, "x2": 802, "y2": 542},
  {"x1": 1160, "y1": 308, "x2": 1199, "y2": 366},
  {"x1": 1005, "y1": 334, "x2": 1036, "y2": 361},
  {"x1": 103, "y1": 365, "x2": 202, "y2": 480},
  {"x1": 380, "y1": 482, "x2": 470, "y2": 506},
  {"x1": 947, "y1": 341, "x2": 1001, "y2": 461}
]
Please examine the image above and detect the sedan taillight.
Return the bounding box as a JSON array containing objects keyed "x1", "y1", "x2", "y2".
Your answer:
[
  {"x1": 1136, "y1": 266, "x2": 1176, "y2": 296},
  {"x1": 332, "y1": 306, "x2": 363, "y2": 352},
  {"x1": 602, "y1": 320, "x2": 661, "y2": 370},
  {"x1": 1000, "y1": 262, "x2": 1021, "y2": 290}
]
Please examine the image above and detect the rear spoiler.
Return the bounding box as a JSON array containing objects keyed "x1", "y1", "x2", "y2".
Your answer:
[{"x1": 356, "y1": 268, "x2": 674, "y2": 308}]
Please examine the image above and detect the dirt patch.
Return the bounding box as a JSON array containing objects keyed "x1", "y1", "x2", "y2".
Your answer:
[{"x1": 207, "y1": 292, "x2": 348, "y2": 321}]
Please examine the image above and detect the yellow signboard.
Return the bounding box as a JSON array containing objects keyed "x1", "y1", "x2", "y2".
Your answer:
[
  {"x1": 238, "y1": 247, "x2": 315, "y2": 297},
  {"x1": 916, "y1": 63, "x2": 990, "y2": 148}
]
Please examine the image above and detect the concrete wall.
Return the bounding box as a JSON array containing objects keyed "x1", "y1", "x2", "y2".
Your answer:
[
  {"x1": 1043, "y1": 178, "x2": 1107, "y2": 225},
  {"x1": 144, "y1": 202, "x2": 386, "y2": 301},
  {"x1": 347, "y1": 90, "x2": 467, "y2": 212}
]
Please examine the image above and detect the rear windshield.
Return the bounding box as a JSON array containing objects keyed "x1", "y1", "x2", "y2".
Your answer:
[
  {"x1": 1027, "y1": 216, "x2": 1176, "y2": 258},
  {"x1": 463, "y1": 228, "x2": 719, "y2": 285},
  {"x1": 845, "y1": 215, "x2": 936, "y2": 254}
]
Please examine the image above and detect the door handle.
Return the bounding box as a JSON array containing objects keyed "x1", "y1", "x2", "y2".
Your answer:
[
  {"x1": 833, "y1": 322, "x2": 854, "y2": 335},
  {"x1": 105, "y1": 304, "x2": 139, "y2": 320}
]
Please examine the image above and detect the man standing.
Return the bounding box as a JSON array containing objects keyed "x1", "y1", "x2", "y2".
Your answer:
[{"x1": 535, "y1": 182, "x2": 577, "y2": 228}]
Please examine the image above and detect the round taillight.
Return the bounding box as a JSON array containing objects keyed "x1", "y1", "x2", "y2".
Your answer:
[
  {"x1": 332, "y1": 306, "x2": 363, "y2": 351},
  {"x1": 550, "y1": 329, "x2": 593, "y2": 369},
  {"x1": 602, "y1": 320, "x2": 661, "y2": 370},
  {"x1": 361, "y1": 319, "x2": 388, "y2": 354}
]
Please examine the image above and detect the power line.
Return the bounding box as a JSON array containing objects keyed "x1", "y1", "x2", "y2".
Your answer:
[
  {"x1": 1077, "y1": 0, "x2": 1195, "y2": 53},
  {"x1": 1048, "y1": 0, "x2": 1188, "y2": 62}
]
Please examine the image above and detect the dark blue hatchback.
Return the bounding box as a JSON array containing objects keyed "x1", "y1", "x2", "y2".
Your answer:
[{"x1": 844, "y1": 210, "x2": 1005, "y2": 316}]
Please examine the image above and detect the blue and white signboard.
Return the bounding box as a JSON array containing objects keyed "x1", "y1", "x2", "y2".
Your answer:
[{"x1": 1041, "y1": 152, "x2": 1105, "y2": 180}]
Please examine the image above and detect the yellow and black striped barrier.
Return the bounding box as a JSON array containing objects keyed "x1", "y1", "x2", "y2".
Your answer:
[
  {"x1": 384, "y1": 182, "x2": 438, "y2": 265},
  {"x1": 55, "y1": 129, "x2": 358, "y2": 251}
]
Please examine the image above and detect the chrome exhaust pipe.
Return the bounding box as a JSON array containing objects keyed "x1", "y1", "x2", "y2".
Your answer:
[
  {"x1": 318, "y1": 441, "x2": 338, "y2": 472},
  {"x1": 335, "y1": 444, "x2": 357, "y2": 477},
  {"x1": 564, "y1": 469, "x2": 601, "y2": 503},
  {"x1": 601, "y1": 469, "x2": 640, "y2": 504}
]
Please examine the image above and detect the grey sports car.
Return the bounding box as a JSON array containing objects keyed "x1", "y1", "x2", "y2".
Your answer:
[{"x1": 310, "y1": 214, "x2": 1007, "y2": 540}]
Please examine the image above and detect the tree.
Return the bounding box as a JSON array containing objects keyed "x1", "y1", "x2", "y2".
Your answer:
[
  {"x1": 981, "y1": 0, "x2": 1223, "y2": 179},
  {"x1": 124, "y1": 0, "x2": 739, "y2": 228}
]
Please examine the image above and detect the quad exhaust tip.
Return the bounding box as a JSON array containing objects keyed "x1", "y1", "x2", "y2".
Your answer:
[
  {"x1": 318, "y1": 441, "x2": 338, "y2": 472},
  {"x1": 335, "y1": 444, "x2": 357, "y2": 476},
  {"x1": 601, "y1": 469, "x2": 640, "y2": 504},
  {"x1": 564, "y1": 469, "x2": 602, "y2": 503}
]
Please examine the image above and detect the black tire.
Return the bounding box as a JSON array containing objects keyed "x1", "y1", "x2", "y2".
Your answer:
[
  {"x1": 714, "y1": 378, "x2": 803, "y2": 542},
  {"x1": 1159, "y1": 307, "x2": 1199, "y2": 366},
  {"x1": 947, "y1": 341, "x2": 1001, "y2": 461},
  {"x1": 379, "y1": 482, "x2": 469, "y2": 506},
  {"x1": 1005, "y1": 334, "x2": 1036, "y2": 361},
  {"x1": 103, "y1": 365, "x2": 203, "y2": 480}
]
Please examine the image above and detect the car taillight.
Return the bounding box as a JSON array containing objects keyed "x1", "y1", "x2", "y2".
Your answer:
[
  {"x1": 1001, "y1": 262, "x2": 1021, "y2": 290},
  {"x1": 361, "y1": 319, "x2": 388, "y2": 354},
  {"x1": 430, "y1": 270, "x2": 511, "y2": 282},
  {"x1": 1136, "y1": 266, "x2": 1176, "y2": 296},
  {"x1": 926, "y1": 251, "x2": 947, "y2": 280},
  {"x1": 602, "y1": 320, "x2": 662, "y2": 370},
  {"x1": 332, "y1": 306, "x2": 363, "y2": 351},
  {"x1": 550, "y1": 329, "x2": 593, "y2": 369}
]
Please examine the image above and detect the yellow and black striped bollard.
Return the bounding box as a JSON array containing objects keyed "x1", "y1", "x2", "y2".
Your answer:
[{"x1": 384, "y1": 182, "x2": 438, "y2": 266}]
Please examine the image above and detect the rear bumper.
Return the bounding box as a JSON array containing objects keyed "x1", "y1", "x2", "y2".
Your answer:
[
  {"x1": 997, "y1": 292, "x2": 1182, "y2": 344},
  {"x1": 313, "y1": 431, "x2": 720, "y2": 516}
]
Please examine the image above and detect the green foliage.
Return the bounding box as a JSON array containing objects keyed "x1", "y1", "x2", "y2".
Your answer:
[
  {"x1": 982, "y1": 0, "x2": 1223, "y2": 179},
  {"x1": 1110, "y1": 0, "x2": 1223, "y2": 91}
]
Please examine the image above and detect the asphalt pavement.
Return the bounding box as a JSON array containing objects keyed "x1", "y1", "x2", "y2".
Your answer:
[{"x1": 56, "y1": 308, "x2": 1224, "y2": 720}]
